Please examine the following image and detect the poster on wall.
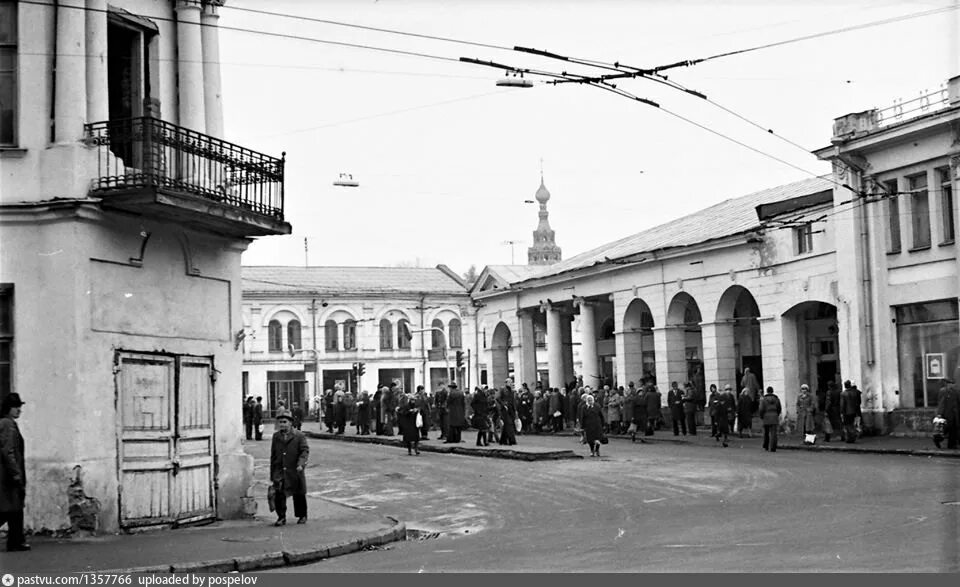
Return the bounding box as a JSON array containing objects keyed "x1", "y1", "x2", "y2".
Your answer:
[{"x1": 924, "y1": 353, "x2": 945, "y2": 379}]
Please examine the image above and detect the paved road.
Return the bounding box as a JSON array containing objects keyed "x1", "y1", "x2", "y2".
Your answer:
[{"x1": 257, "y1": 434, "x2": 960, "y2": 572}]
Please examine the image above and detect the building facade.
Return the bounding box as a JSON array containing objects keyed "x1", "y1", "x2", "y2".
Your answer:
[
  {"x1": 241, "y1": 266, "x2": 473, "y2": 414},
  {"x1": 473, "y1": 76, "x2": 960, "y2": 436},
  {"x1": 0, "y1": 0, "x2": 289, "y2": 533}
]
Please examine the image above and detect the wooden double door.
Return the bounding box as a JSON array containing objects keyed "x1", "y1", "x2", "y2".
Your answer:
[{"x1": 115, "y1": 352, "x2": 216, "y2": 529}]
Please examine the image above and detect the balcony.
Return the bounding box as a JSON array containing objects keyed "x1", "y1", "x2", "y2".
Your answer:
[{"x1": 84, "y1": 117, "x2": 292, "y2": 237}]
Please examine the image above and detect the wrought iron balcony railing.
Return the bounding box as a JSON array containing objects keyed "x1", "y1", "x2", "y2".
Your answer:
[{"x1": 85, "y1": 117, "x2": 285, "y2": 220}]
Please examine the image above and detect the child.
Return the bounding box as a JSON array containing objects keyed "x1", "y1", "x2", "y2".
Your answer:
[{"x1": 933, "y1": 415, "x2": 947, "y2": 449}]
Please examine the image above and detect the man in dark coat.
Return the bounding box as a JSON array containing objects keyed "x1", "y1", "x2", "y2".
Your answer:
[
  {"x1": 471, "y1": 387, "x2": 490, "y2": 446},
  {"x1": 323, "y1": 389, "x2": 335, "y2": 433},
  {"x1": 291, "y1": 401, "x2": 304, "y2": 431},
  {"x1": 936, "y1": 380, "x2": 960, "y2": 449},
  {"x1": 372, "y1": 388, "x2": 383, "y2": 435},
  {"x1": 581, "y1": 394, "x2": 606, "y2": 457},
  {"x1": 356, "y1": 389, "x2": 371, "y2": 435},
  {"x1": 518, "y1": 384, "x2": 534, "y2": 434},
  {"x1": 682, "y1": 383, "x2": 699, "y2": 436},
  {"x1": 253, "y1": 396, "x2": 264, "y2": 440},
  {"x1": 840, "y1": 380, "x2": 862, "y2": 444},
  {"x1": 547, "y1": 388, "x2": 563, "y2": 433},
  {"x1": 243, "y1": 397, "x2": 255, "y2": 440},
  {"x1": 270, "y1": 408, "x2": 309, "y2": 526},
  {"x1": 645, "y1": 384, "x2": 662, "y2": 437},
  {"x1": 434, "y1": 385, "x2": 449, "y2": 441},
  {"x1": 740, "y1": 367, "x2": 761, "y2": 413},
  {"x1": 445, "y1": 383, "x2": 466, "y2": 443},
  {"x1": 667, "y1": 381, "x2": 686, "y2": 436},
  {"x1": 633, "y1": 385, "x2": 648, "y2": 443},
  {"x1": 498, "y1": 384, "x2": 518, "y2": 446},
  {"x1": 0, "y1": 393, "x2": 29, "y2": 551},
  {"x1": 759, "y1": 386, "x2": 782, "y2": 452},
  {"x1": 414, "y1": 386, "x2": 432, "y2": 440}
]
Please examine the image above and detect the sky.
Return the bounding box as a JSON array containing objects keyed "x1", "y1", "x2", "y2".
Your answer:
[{"x1": 222, "y1": 0, "x2": 960, "y2": 277}]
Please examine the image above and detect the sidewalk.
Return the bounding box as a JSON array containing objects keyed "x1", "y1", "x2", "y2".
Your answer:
[
  {"x1": 303, "y1": 419, "x2": 960, "y2": 459},
  {"x1": 0, "y1": 459, "x2": 406, "y2": 574}
]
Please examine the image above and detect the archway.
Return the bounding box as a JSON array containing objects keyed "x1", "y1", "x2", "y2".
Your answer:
[
  {"x1": 622, "y1": 298, "x2": 656, "y2": 386},
  {"x1": 666, "y1": 292, "x2": 704, "y2": 399},
  {"x1": 491, "y1": 322, "x2": 513, "y2": 388},
  {"x1": 716, "y1": 285, "x2": 763, "y2": 390},
  {"x1": 782, "y1": 301, "x2": 840, "y2": 419}
]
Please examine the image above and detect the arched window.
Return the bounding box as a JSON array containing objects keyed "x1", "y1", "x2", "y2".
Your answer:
[
  {"x1": 287, "y1": 320, "x2": 301, "y2": 351},
  {"x1": 379, "y1": 319, "x2": 393, "y2": 350},
  {"x1": 397, "y1": 318, "x2": 412, "y2": 350},
  {"x1": 324, "y1": 320, "x2": 338, "y2": 351},
  {"x1": 431, "y1": 318, "x2": 444, "y2": 349},
  {"x1": 268, "y1": 320, "x2": 282, "y2": 352},
  {"x1": 449, "y1": 318, "x2": 462, "y2": 348},
  {"x1": 343, "y1": 319, "x2": 357, "y2": 350}
]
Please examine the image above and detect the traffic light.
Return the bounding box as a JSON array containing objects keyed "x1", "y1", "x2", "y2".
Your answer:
[
  {"x1": 455, "y1": 351, "x2": 464, "y2": 369},
  {"x1": 358, "y1": 362, "x2": 366, "y2": 376},
  {"x1": 352, "y1": 362, "x2": 358, "y2": 376}
]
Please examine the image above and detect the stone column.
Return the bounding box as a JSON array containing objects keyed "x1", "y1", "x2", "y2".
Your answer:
[
  {"x1": 701, "y1": 321, "x2": 737, "y2": 390},
  {"x1": 55, "y1": 0, "x2": 87, "y2": 142},
  {"x1": 546, "y1": 304, "x2": 564, "y2": 390},
  {"x1": 759, "y1": 316, "x2": 786, "y2": 420},
  {"x1": 201, "y1": 1, "x2": 224, "y2": 138},
  {"x1": 576, "y1": 299, "x2": 600, "y2": 388},
  {"x1": 85, "y1": 0, "x2": 108, "y2": 124},
  {"x1": 517, "y1": 310, "x2": 538, "y2": 389},
  {"x1": 176, "y1": 0, "x2": 206, "y2": 133},
  {"x1": 654, "y1": 325, "x2": 687, "y2": 391}
]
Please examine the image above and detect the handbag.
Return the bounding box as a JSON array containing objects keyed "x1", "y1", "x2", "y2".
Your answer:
[
  {"x1": 823, "y1": 418, "x2": 833, "y2": 434},
  {"x1": 514, "y1": 417, "x2": 522, "y2": 431},
  {"x1": 627, "y1": 422, "x2": 638, "y2": 434},
  {"x1": 415, "y1": 412, "x2": 423, "y2": 428},
  {"x1": 600, "y1": 433, "x2": 609, "y2": 445},
  {"x1": 257, "y1": 424, "x2": 264, "y2": 435},
  {"x1": 267, "y1": 483, "x2": 276, "y2": 512}
]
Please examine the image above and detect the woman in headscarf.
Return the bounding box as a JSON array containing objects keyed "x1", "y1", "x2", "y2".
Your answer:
[
  {"x1": 581, "y1": 394, "x2": 606, "y2": 457},
  {"x1": 397, "y1": 394, "x2": 421, "y2": 456}
]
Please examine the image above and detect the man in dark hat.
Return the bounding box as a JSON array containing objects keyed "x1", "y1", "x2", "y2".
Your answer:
[
  {"x1": 445, "y1": 382, "x2": 466, "y2": 443},
  {"x1": 0, "y1": 392, "x2": 29, "y2": 551},
  {"x1": 270, "y1": 408, "x2": 309, "y2": 526},
  {"x1": 840, "y1": 380, "x2": 862, "y2": 444}
]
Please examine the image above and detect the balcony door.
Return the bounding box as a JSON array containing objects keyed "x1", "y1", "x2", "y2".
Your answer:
[{"x1": 107, "y1": 12, "x2": 156, "y2": 166}]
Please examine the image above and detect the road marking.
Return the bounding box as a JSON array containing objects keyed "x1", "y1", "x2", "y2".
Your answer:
[{"x1": 643, "y1": 498, "x2": 666, "y2": 503}]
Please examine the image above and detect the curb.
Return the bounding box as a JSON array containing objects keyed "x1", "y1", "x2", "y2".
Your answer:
[
  {"x1": 776, "y1": 443, "x2": 960, "y2": 458},
  {"x1": 102, "y1": 520, "x2": 408, "y2": 573},
  {"x1": 304, "y1": 431, "x2": 582, "y2": 461}
]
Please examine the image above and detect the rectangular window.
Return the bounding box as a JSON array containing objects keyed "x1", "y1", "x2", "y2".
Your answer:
[
  {"x1": 0, "y1": 285, "x2": 11, "y2": 403},
  {"x1": 940, "y1": 167, "x2": 954, "y2": 243},
  {"x1": 885, "y1": 180, "x2": 901, "y2": 253},
  {"x1": 343, "y1": 320, "x2": 357, "y2": 351},
  {"x1": 896, "y1": 300, "x2": 960, "y2": 408},
  {"x1": 0, "y1": 1, "x2": 17, "y2": 146},
  {"x1": 910, "y1": 173, "x2": 931, "y2": 249},
  {"x1": 795, "y1": 224, "x2": 813, "y2": 255}
]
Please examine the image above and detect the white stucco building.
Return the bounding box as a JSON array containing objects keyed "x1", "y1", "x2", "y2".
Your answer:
[
  {"x1": 0, "y1": 0, "x2": 290, "y2": 533},
  {"x1": 241, "y1": 266, "x2": 473, "y2": 413},
  {"x1": 472, "y1": 76, "x2": 960, "y2": 437}
]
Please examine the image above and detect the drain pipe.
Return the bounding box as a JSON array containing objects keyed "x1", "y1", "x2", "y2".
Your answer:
[
  {"x1": 50, "y1": 0, "x2": 59, "y2": 142},
  {"x1": 838, "y1": 156, "x2": 876, "y2": 367}
]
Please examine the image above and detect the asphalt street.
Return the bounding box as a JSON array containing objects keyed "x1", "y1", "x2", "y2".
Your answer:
[{"x1": 253, "y1": 433, "x2": 960, "y2": 573}]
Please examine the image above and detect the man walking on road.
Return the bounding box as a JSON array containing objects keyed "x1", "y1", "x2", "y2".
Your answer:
[
  {"x1": 270, "y1": 408, "x2": 309, "y2": 526},
  {"x1": 759, "y1": 386, "x2": 782, "y2": 452}
]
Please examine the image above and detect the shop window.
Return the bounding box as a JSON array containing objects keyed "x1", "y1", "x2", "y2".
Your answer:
[
  {"x1": 267, "y1": 320, "x2": 282, "y2": 352},
  {"x1": 287, "y1": 320, "x2": 301, "y2": 351},
  {"x1": 431, "y1": 318, "x2": 444, "y2": 349},
  {"x1": 795, "y1": 224, "x2": 813, "y2": 255},
  {"x1": 397, "y1": 319, "x2": 412, "y2": 350},
  {"x1": 896, "y1": 300, "x2": 960, "y2": 408},
  {"x1": 0, "y1": 284, "x2": 12, "y2": 403},
  {"x1": 324, "y1": 320, "x2": 338, "y2": 351},
  {"x1": 449, "y1": 318, "x2": 462, "y2": 349},
  {"x1": 0, "y1": 1, "x2": 17, "y2": 146},
  {"x1": 940, "y1": 167, "x2": 954, "y2": 244},
  {"x1": 379, "y1": 319, "x2": 393, "y2": 350},
  {"x1": 909, "y1": 173, "x2": 930, "y2": 249},
  {"x1": 343, "y1": 319, "x2": 357, "y2": 351}
]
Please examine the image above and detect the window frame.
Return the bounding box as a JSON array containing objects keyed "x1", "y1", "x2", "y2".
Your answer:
[
  {"x1": 397, "y1": 319, "x2": 411, "y2": 350},
  {"x1": 794, "y1": 223, "x2": 813, "y2": 255},
  {"x1": 287, "y1": 319, "x2": 301, "y2": 351},
  {"x1": 939, "y1": 167, "x2": 955, "y2": 245},
  {"x1": 885, "y1": 179, "x2": 902, "y2": 254},
  {"x1": 909, "y1": 172, "x2": 931, "y2": 250},
  {"x1": 379, "y1": 319, "x2": 393, "y2": 351},
  {"x1": 449, "y1": 318, "x2": 462, "y2": 349},
  {"x1": 324, "y1": 320, "x2": 339, "y2": 352},
  {"x1": 431, "y1": 318, "x2": 444, "y2": 349},
  {"x1": 267, "y1": 320, "x2": 283, "y2": 353},
  {"x1": 0, "y1": 284, "x2": 12, "y2": 403},
  {"x1": 343, "y1": 319, "x2": 357, "y2": 351},
  {"x1": 0, "y1": 0, "x2": 18, "y2": 147}
]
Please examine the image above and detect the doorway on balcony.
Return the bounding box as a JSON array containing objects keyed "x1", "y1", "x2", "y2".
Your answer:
[{"x1": 107, "y1": 10, "x2": 157, "y2": 167}]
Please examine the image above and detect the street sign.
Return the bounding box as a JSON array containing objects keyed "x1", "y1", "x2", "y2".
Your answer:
[
  {"x1": 427, "y1": 349, "x2": 446, "y2": 361},
  {"x1": 304, "y1": 363, "x2": 316, "y2": 373}
]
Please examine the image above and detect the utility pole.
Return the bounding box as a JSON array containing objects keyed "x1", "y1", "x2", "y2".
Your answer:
[{"x1": 502, "y1": 240, "x2": 521, "y2": 264}]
